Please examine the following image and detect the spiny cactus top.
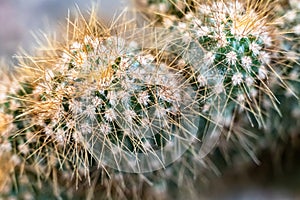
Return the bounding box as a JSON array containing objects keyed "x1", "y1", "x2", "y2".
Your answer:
[
  {"x1": 35, "y1": 35, "x2": 201, "y2": 172},
  {"x1": 1, "y1": 11, "x2": 203, "y2": 174},
  {"x1": 135, "y1": 0, "x2": 300, "y2": 162},
  {"x1": 157, "y1": 0, "x2": 290, "y2": 130}
]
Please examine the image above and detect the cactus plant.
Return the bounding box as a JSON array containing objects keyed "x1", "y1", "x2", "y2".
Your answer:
[
  {"x1": 0, "y1": 0, "x2": 299, "y2": 199},
  {"x1": 144, "y1": 0, "x2": 299, "y2": 162},
  {"x1": 0, "y1": 6, "x2": 204, "y2": 199}
]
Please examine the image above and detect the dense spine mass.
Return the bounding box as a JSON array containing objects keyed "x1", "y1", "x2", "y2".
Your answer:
[{"x1": 0, "y1": 0, "x2": 299, "y2": 199}]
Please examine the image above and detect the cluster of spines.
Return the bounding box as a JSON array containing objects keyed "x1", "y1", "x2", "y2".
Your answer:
[
  {"x1": 0, "y1": 5, "x2": 202, "y2": 198},
  {"x1": 139, "y1": 0, "x2": 299, "y2": 190},
  {"x1": 0, "y1": 0, "x2": 299, "y2": 199}
]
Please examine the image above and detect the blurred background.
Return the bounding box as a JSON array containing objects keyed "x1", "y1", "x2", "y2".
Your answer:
[{"x1": 0, "y1": 0, "x2": 131, "y2": 62}]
